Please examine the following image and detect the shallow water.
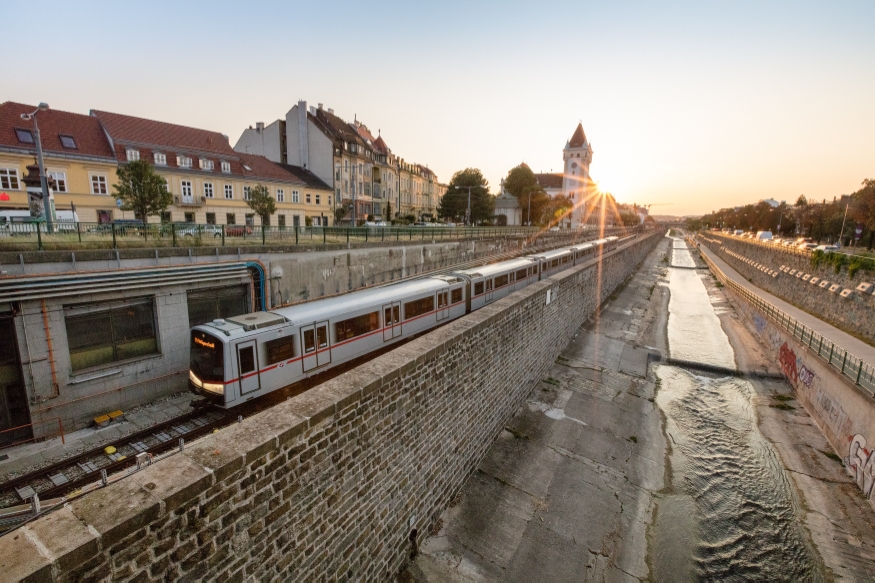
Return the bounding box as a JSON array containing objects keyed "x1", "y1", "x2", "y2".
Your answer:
[{"x1": 652, "y1": 238, "x2": 819, "y2": 581}]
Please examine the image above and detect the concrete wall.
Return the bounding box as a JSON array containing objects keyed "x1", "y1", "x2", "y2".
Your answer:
[
  {"x1": 724, "y1": 281, "x2": 875, "y2": 508},
  {"x1": 703, "y1": 233, "x2": 875, "y2": 343},
  {"x1": 0, "y1": 231, "x2": 664, "y2": 582},
  {"x1": 233, "y1": 121, "x2": 283, "y2": 163}
]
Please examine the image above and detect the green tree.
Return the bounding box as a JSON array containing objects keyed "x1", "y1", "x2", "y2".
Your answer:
[
  {"x1": 113, "y1": 159, "x2": 172, "y2": 222},
  {"x1": 850, "y1": 178, "x2": 875, "y2": 248},
  {"x1": 438, "y1": 168, "x2": 493, "y2": 224},
  {"x1": 503, "y1": 164, "x2": 551, "y2": 225},
  {"x1": 245, "y1": 184, "x2": 276, "y2": 225}
]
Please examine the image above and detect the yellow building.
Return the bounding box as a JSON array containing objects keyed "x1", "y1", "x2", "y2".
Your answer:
[
  {"x1": 91, "y1": 110, "x2": 333, "y2": 227},
  {"x1": 0, "y1": 102, "x2": 121, "y2": 222}
]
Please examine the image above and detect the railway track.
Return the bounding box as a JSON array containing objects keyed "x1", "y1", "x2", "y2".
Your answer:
[{"x1": 0, "y1": 229, "x2": 639, "y2": 532}]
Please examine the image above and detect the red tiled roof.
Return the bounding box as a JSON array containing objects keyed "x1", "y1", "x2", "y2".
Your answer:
[
  {"x1": 372, "y1": 135, "x2": 390, "y2": 154},
  {"x1": 237, "y1": 153, "x2": 304, "y2": 184},
  {"x1": 535, "y1": 173, "x2": 564, "y2": 189},
  {"x1": 92, "y1": 110, "x2": 236, "y2": 156},
  {"x1": 569, "y1": 123, "x2": 587, "y2": 147},
  {"x1": 0, "y1": 102, "x2": 115, "y2": 159}
]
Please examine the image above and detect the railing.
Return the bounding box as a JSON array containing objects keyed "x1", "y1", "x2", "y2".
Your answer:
[
  {"x1": 700, "y1": 248, "x2": 875, "y2": 395},
  {"x1": 0, "y1": 222, "x2": 630, "y2": 252},
  {"x1": 0, "y1": 417, "x2": 65, "y2": 450},
  {"x1": 710, "y1": 231, "x2": 873, "y2": 261}
]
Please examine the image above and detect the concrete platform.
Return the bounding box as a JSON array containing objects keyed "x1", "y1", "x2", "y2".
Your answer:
[{"x1": 0, "y1": 392, "x2": 192, "y2": 480}]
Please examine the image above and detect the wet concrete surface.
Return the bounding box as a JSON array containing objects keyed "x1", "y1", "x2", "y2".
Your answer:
[{"x1": 407, "y1": 234, "x2": 875, "y2": 581}]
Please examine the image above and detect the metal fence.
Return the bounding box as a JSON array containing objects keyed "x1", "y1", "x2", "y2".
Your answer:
[
  {"x1": 0, "y1": 222, "x2": 610, "y2": 251},
  {"x1": 701, "y1": 250, "x2": 875, "y2": 395}
]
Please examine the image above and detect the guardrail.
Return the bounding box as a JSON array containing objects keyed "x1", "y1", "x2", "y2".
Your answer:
[
  {"x1": 0, "y1": 222, "x2": 631, "y2": 252},
  {"x1": 0, "y1": 417, "x2": 65, "y2": 451},
  {"x1": 708, "y1": 231, "x2": 873, "y2": 261},
  {"x1": 699, "y1": 248, "x2": 875, "y2": 395}
]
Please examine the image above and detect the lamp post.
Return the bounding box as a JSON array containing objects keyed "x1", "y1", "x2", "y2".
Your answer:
[
  {"x1": 20, "y1": 103, "x2": 53, "y2": 233},
  {"x1": 457, "y1": 184, "x2": 483, "y2": 226}
]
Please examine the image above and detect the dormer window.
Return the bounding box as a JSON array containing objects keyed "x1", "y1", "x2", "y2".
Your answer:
[
  {"x1": 15, "y1": 128, "x2": 34, "y2": 144},
  {"x1": 154, "y1": 152, "x2": 167, "y2": 165},
  {"x1": 221, "y1": 161, "x2": 231, "y2": 173},
  {"x1": 126, "y1": 148, "x2": 140, "y2": 162},
  {"x1": 199, "y1": 158, "x2": 214, "y2": 171},
  {"x1": 59, "y1": 135, "x2": 77, "y2": 149},
  {"x1": 177, "y1": 156, "x2": 192, "y2": 168}
]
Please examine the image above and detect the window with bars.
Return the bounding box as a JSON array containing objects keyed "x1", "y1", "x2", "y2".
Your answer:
[{"x1": 65, "y1": 298, "x2": 158, "y2": 371}]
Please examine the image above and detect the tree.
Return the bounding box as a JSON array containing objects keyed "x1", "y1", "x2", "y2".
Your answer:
[
  {"x1": 113, "y1": 160, "x2": 172, "y2": 222},
  {"x1": 850, "y1": 179, "x2": 875, "y2": 248},
  {"x1": 543, "y1": 195, "x2": 574, "y2": 227},
  {"x1": 503, "y1": 164, "x2": 551, "y2": 225},
  {"x1": 335, "y1": 206, "x2": 347, "y2": 224},
  {"x1": 245, "y1": 184, "x2": 276, "y2": 225},
  {"x1": 438, "y1": 168, "x2": 493, "y2": 224},
  {"x1": 385, "y1": 200, "x2": 392, "y2": 222}
]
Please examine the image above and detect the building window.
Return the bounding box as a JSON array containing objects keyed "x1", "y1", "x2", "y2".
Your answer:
[
  {"x1": 335, "y1": 188, "x2": 341, "y2": 202},
  {"x1": 199, "y1": 158, "x2": 214, "y2": 171},
  {"x1": 15, "y1": 128, "x2": 34, "y2": 144},
  {"x1": 177, "y1": 156, "x2": 192, "y2": 168},
  {"x1": 48, "y1": 171, "x2": 67, "y2": 193},
  {"x1": 224, "y1": 184, "x2": 233, "y2": 199},
  {"x1": 184, "y1": 212, "x2": 194, "y2": 222},
  {"x1": 206, "y1": 212, "x2": 216, "y2": 224},
  {"x1": 292, "y1": 190, "x2": 299, "y2": 203},
  {"x1": 0, "y1": 168, "x2": 20, "y2": 190},
  {"x1": 160, "y1": 211, "x2": 172, "y2": 223},
  {"x1": 204, "y1": 182, "x2": 213, "y2": 198},
  {"x1": 180, "y1": 181, "x2": 192, "y2": 198},
  {"x1": 154, "y1": 152, "x2": 167, "y2": 165},
  {"x1": 306, "y1": 193, "x2": 311, "y2": 204},
  {"x1": 221, "y1": 161, "x2": 231, "y2": 173},
  {"x1": 278, "y1": 215, "x2": 286, "y2": 227},
  {"x1": 315, "y1": 194, "x2": 321, "y2": 205},
  {"x1": 59, "y1": 135, "x2": 77, "y2": 149},
  {"x1": 126, "y1": 149, "x2": 140, "y2": 162},
  {"x1": 243, "y1": 186, "x2": 251, "y2": 201},
  {"x1": 245, "y1": 214, "x2": 254, "y2": 226},
  {"x1": 226, "y1": 213, "x2": 236, "y2": 225},
  {"x1": 65, "y1": 298, "x2": 158, "y2": 371},
  {"x1": 91, "y1": 175, "x2": 108, "y2": 195},
  {"x1": 335, "y1": 168, "x2": 341, "y2": 181},
  {"x1": 186, "y1": 285, "x2": 249, "y2": 328},
  {"x1": 293, "y1": 215, "x2": 300, "y2": 227},
  {"x1": 276, "y1": 188, "x2": 284, "y2": 202}
]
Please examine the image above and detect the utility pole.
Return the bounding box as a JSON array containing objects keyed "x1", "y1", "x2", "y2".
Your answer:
[{"x1": 457, "y1": 184, "x2": 483, "y2": 226}]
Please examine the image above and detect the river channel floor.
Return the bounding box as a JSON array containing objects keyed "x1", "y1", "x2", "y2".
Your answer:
[{"x1": 407, "y1": 234, "x2": 875, "y2": 581}]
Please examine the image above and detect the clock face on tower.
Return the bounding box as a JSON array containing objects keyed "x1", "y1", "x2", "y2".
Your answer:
[{"x1": 571, "y1": 162, "x2": 578, "y2": 169}]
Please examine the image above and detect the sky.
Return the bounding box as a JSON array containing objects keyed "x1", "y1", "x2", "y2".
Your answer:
[{"x1": 3, "y1": 0, "x2": 873, "y2": 216}]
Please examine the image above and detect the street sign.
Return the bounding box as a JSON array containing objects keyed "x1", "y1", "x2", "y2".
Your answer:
[{"x1": 116, "y1": 198, "x2": 123, "y2": 208}]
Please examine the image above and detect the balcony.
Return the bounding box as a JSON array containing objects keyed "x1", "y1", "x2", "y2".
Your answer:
[{"x1": 174, "y1": 195, "x2": 206, "y2": 207}]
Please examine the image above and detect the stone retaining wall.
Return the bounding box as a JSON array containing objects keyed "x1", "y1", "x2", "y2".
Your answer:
[
  {"x1": 702, "y1": 233, "x2": 875, "y2": 343},
  {"x1": 0, "y1": 232, "x2": 664, "y2": 581}
]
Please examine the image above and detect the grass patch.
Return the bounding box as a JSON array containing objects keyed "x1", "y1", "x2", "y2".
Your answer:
[
  {"x1": 819, "y1": 450, "x2": 842, "y2": 463},
  {"x1": 773, "y1": 394, "x2": 795, "y2": 401},
  {"x1": 715, "y1": 281, "x2": 724, "y2": 288},
  {"x1": 770, "y1": 403, "x2": 794, "y2": 411}
]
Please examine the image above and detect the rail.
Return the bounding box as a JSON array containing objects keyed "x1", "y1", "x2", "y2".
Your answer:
[
  {"x1": 707, "y1": 231, "x2": 874, "y2": 262},
  {"x1": 700, "y1": 247, "x2": 875, "y2": 396},
  {"x1": 0, "y1": 417, "x2": 65, "y2": 451},
  {"x1": 0, "y1": 222, "x2": 626, "y2": 252}
]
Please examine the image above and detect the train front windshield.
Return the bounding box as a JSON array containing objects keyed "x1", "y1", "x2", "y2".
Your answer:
[{"x1": 190, "y1": 330, "x2": 224, "y2": 391}]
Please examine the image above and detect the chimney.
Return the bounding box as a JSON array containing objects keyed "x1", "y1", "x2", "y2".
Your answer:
[
  {"x1": 309, "y1": 106, "x2": 317, "y2": 115},
  {"x1": 318, "y1": 103, "x2": 323, "y2": 110},
  {"x1": 328, "y1": 108, "x2": 334, "y2": 115},
  {"x1": 256, "y1": 122, "x2": 264, "y2": 132},
  {"x1": 298, "y1": 100, "x2": 309, "y2": 169}
]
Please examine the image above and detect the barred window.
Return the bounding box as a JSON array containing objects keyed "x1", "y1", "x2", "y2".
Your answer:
[
  {"x1": 265, "y1": 336, "x2": 295, "y2": 364},
  {"x1": 404, "y1": 296, "x2": 434, "y2": 320},
  {"x1": 65, "y1": 298, "x2": 158, "y2": 371},
  {"x1": 335, "y1": 312, "x2": 379, "y2": 341}
]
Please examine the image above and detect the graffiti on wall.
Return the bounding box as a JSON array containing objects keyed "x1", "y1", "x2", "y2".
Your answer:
[
  {"x1": 798, "y1": 365, "x2": 815, "y2": 387},
  {"x1": 779, "y1": 342, "x2": 799, "y2": 385},
  {"x1": 754, "y1": 314, "x2": 766, "y2": 334},
  {"x1": 847, "y1": 434, "x2": 875, "y2": 500},
  {"x1": 812, "y1": 386, "x2": 850, "y2": 437}
]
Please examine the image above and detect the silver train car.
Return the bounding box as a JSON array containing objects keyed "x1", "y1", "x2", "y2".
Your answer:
[{"x1": 189, "y1": 235, "x2": 620, "y2": 407}]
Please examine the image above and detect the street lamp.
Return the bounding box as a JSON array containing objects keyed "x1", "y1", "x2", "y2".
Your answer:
[
  {"x1": 20, "y1": 103, "x2": 53, "y2": 233},
  {"x1": 456, "y1": 184, "x2": 483, "y2": 226}
]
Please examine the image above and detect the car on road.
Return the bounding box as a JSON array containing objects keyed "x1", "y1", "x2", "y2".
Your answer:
[
  {"x1": 798, "y1": 242, "x2": 818, "y2": 250},
  {"x1": 814, "y1": 244, "x2": 839, "y2": 253}
]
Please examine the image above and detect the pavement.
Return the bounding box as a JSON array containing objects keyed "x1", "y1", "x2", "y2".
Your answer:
[
  {"x1": 0, "y1": 392, "x2": 192, "y2": 480},
  {"x1": 697, "y1": 240, "x2": 875, "y2": 364},
  {"x1": 407, "y1": 237, "x2": 672, "y2": 581}
]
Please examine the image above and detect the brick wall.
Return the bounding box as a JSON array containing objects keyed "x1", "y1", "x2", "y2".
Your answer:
[
  {"x1": 0, "y1": 231, "x2": 664, "y2": 582},
  {"x1": 701, "y1": 233, "x2": 875, "y2": 343}
]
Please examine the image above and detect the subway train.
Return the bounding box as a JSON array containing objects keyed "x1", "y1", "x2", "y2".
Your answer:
[{"x1": 189, "y1": 236, "x2": 619, "y2": 408}]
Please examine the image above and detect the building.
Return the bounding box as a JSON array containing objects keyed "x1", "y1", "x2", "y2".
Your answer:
[
  {"x1": 0, "y1": 102, "x2": 120, "y2": 222},
  {"x1": 92, "y1": 110, "x2": 333, "y2": 226},
  {"x1": 495, "y1": 179, "x2": 522, "y2": 225},
  {"x1": 236, "y1": 101, "x2": 442, "y2": 224}
]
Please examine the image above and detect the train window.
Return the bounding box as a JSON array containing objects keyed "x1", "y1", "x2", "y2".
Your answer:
[
  {"x1": 494, "y1": 274, "x2": 508, "y2": 288},
  {"x1": 317, "y1": 326, "x2": 328, "y2": 348},
  {"x1": 516, "y1": 268, "x2": 528, "y2": 281},
  {"x1": 384, "y1": 307, "x2": 392, "y2": 326},
  {"x1": 437, "y1": 291, "x2": 447, "y2": 308},
  {"x1": 551, "y1": 259, "x2": 559, "y2": 268},
  {"x1": 562, "y1": 256, "x2": 570, "y2": 264},
  {"x1": 485, "y1": 279, "x2": 493, "y2": 291},
  {"x1": 393, "y1": 305, "x2": 400, "y2": 323},
  {"x1": 303, "y1": 329, "x2": 316, "y2": 353},
  {"x1": 238, "y1": 346, "x2": 255, "y2": 374},
  {"x1": 451, "y1": 288, "x2": 462, "y2": 304},
  {"x1": 265, "y1": 336, "x2": 295, "y2": 364},
  {"x1": 474, "y1": 282, "x2": 484, "y2": 295},
  {"x1": 404, "y1": 296, "x2": 435, "y2": 320},
  {"x1": 335, "y1": 312, "x2": 380, "y2": 341}
]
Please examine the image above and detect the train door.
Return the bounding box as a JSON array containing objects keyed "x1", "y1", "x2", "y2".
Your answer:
[
  {"x1": 436, "y1": 290, "x2": 449, "y2": 321},
  {"x1": 236, "y1": 340, "x2": 260, "y2": 395},
  {"x1": 485, "y1": 278, "x2": 494, "y2": 302},
  {"x1": 302, "y1": 321, "x2": 331, "y2": 371},
  {"x1": 315, "y1": 321, "x2": 331, "y2": 367},
  {"x1": 383, "y1": 302, "x2": 401, "y2": 341}
]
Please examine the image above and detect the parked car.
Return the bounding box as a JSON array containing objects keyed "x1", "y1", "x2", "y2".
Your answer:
[
  {"x1": 167, "y1": 223, "x2": 222, "y2": 238},
  {"x1": 798, "y1": 242, "x2": 818, "y2": 250},
  {"x1": 224, "y1": 225, "x2": 253, "y2": 236},
  {"x1": 814, "y1": 244, "x2": 839, "y2": 253},
  {"x1": 87, "y1": 220, "x2": 144, "y2": 235},
  {"x1": 755, "y1": 231, "x2": 773, "y2": 241}
]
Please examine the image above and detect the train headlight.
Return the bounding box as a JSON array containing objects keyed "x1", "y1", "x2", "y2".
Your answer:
[
  {"x1": 189, "y1": 370, "x2": 203, "y2": 388},
  {"x1": 202, "y1": 382, "x2": 224, "y2": 394}
]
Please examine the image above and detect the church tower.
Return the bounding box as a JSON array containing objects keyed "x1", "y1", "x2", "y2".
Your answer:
[{"x1": 561, "y1": 123, "x2": 593, "y2": 228}]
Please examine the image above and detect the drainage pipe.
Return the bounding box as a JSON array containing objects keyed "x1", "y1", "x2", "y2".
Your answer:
[{"x1": 40, "y1": 299, "x2": 59, "y2": 399}]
